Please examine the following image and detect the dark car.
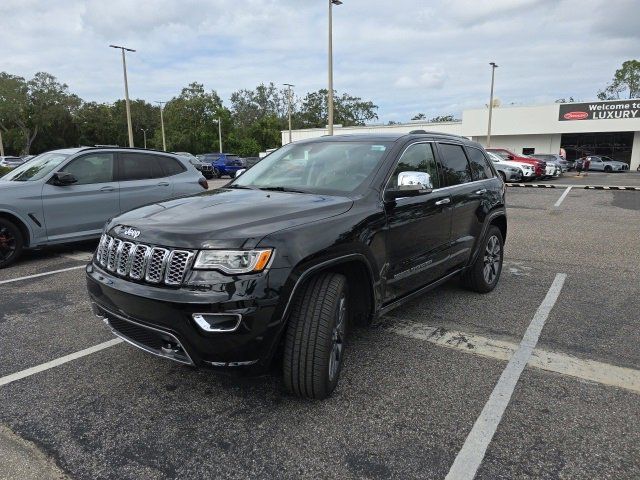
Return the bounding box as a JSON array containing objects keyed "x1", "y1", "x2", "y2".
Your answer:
[
  {"x1": 198, "y1": 153, "x2": 244, "y2": 178},
  {"x1": 175, "y1": 152, "x2": 214, "y2": 179},
  {"x1": 87, "y1": 133, "x2": 507, "y2": 399}
]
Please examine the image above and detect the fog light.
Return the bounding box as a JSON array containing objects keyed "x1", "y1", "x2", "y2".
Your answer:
[{"x1": 192, "y1": 313, "x2": 242, "y2": 333}]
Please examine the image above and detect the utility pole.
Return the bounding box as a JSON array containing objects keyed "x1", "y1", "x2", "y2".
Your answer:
[
  {"x1": 140, "y1": 128, "x2": 148, "y2": 149},
  {"x1": 284, "y1": 83, "x2": 295, "y2": 144},
  {"x1": 0, "y1": 130, "x2": 4, "y2": 157},
  {"x1": 109, "y1": 45, "x2": 136, "y2": 147},
  {"x1": 155, "y1": 101, "x2": 167, "y2": 151},
  {"x1": 217, "y1": 118, "x2": 222, "y2": 153},
  {"x1": 328, "y1": 0, "x2": 342, "y2": 136},
  {"x1": 487, "y1": 62, "x2": 498, "y2": 147}
]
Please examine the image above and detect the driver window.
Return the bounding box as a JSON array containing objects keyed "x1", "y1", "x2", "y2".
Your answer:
[
  {"x1": 62, "y1": 153, "x2": 114, "y2": 185},
  {"x1": 389, "y1": 143, "x2": 440, "y2": 189}
]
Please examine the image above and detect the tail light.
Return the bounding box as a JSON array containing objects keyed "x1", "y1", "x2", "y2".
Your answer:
[{"x1": 198, "y1": 177, "x2": 209, "y2": 190}]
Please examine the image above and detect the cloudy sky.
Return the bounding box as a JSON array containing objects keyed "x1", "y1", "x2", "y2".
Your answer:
[{"x1": 2, "y1": 0, "x2": 638, "y2": 122}]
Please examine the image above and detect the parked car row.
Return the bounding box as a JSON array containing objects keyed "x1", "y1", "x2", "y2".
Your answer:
[{"x1": 486, "y1": 148, "x2": 562, "y2": 181}]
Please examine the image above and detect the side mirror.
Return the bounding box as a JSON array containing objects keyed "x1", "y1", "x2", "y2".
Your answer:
[
  {"x1": 507, "y1": 155, "x2": 515, "y2": 160},
  {"x1": 235, "y1": 169, "x2": 246, "y2": 177},
  {"x1": 51, "y1": 172, "x2": 78, "y2": 186},
  {"x1": 384, "y1": 171, "x2": 433, "y2": 202}
]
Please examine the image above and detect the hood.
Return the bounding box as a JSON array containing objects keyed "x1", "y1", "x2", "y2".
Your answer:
[{"x1": 108, "y1": 188, "x2": 354, "y2": 249}]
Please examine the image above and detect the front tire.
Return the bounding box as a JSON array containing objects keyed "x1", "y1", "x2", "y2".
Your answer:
[
  {"x1": 214, "y1": 168, "x2": 222, "y2": 178},
  {"x1": 283, "y1": 272, "x2": 348, "y2": 399},
  {"x1": 0, "y1": 219, "x2": 24, "y2": 269},
  {"x1": 462, "y1": 226, "x2": 503, "y2": 293}
]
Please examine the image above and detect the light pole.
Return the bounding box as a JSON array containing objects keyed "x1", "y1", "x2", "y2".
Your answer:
[
  {"x1": 487, "y1": 62, "x2": 498, "y2": 147},
  {"x1": 328, "y1": 0, "x2": 342, "y2": 136},
  {"x1": 155, "y1": 101, "x2": 167, "y2": 151},
  {"x1": 140, "y1": 128, "x2": 148, "y2": 149},
  {"x1": 213, "y1": 118, "x2": 222, "y2": 153},
  {"x1": 0, "y1": 130, "x2": 4, "y2": 157},
  {"x1": 283, "y1": 83, "x2": 294, "y2": 143},
  {"x1": 109, "y1": 44, "x2": 136, "y2": 147}
]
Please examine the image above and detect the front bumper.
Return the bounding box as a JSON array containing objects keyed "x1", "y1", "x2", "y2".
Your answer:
[{"x1": 86, "y1": 263, "x2": 291, "y2": 371}]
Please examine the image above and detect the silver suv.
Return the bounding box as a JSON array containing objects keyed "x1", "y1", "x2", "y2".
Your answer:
[{"x1": 0, "y1": 147, "x2": 207, "y2": 268}]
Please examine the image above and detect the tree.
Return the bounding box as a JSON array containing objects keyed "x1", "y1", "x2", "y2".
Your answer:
[
  {"x1": 0, "y1": 72, "x2": 80, "y2": 154},
  {"x1": 297, "y1": 89, "x2": 378, "y2": 129},
  {"x1": 411, "y1": 113, "x2": 427, "y2": 120},
  {"x1": 597, "y1": 60, "x2": 640, "y2": 100},
  {"x1": 555, "y1": 97, "x2": 577, "y2": 103},
  {"x1": 159, "y1": 82, "x2": 225, "y2": 153},
  {"x1": 429, "y1": 115, "x2": 457, "y2": 122}
]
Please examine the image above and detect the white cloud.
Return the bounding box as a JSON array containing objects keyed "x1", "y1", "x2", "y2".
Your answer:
[{"x1": 1, "y1": 0, "x2": 639, "y2": 123}]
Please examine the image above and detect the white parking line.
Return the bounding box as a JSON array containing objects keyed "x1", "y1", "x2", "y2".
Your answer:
[
  {"x1": 0, "y1": 265, "x2": 85, "y2": 285},
  {"x1": 553, "y1": 186, "x2": 572, "y2": 207},
  {"x1": 0, "y1": 339, "x2": 122, "y2": 387},
  {"x1": 388, "y1": 323, "x2": 640, "y2": 394},
  {"x1": 444, "y1": 273, "x2": 566, "y2": 480}
]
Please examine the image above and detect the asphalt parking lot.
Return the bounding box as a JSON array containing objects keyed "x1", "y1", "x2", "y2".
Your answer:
[{"x1": 1, "y1": 175, "x2": 640, "y2": 479}]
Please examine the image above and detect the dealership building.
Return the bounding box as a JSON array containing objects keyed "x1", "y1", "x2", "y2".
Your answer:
[{"x1": 282, "y1": 99, "x2": 640, "y2": 170}]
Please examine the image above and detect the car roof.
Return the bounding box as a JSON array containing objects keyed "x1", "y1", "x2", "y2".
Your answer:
[
  {"x1": 46, "y1": 147, "x2": 179, "y2": 156},
  {"x1": 294, "y1": 132, "x2": 475, "y2": 145}
]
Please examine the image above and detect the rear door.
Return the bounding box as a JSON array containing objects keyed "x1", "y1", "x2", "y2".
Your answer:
[
  {"x1": 116, "y1": 152, "x2": 172, "y2": 213},
  {"x1": 41, "y1": 152, "x2": 119, "y2": 241},
  {"x1": 436, "y1": 142, "x2": 489, "y2": 269},
  {"x1": 383, "y1": 142, "x2": 452, "y2": 302}
]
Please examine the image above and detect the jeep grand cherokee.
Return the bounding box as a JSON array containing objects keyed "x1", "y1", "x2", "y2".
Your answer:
[{"x1": 87, "y1": 133, "x2": 507, "y2": 399}]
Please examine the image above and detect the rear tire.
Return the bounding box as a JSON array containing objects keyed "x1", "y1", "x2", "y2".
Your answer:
[
  {"x1": 0, "y1": 218, "x2": 24, "y2": 269},
  {"x1": 283, "y1": 272, "x2": 348, "y2": 399},
  {"x1": 604, "y1": 166, "x2": 612, "y2": 173},
  {"x1": 462, "y1": 226, "x2": 503, "y2": 293}
]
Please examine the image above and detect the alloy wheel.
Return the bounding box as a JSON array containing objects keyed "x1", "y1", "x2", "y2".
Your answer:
[
  {"x1": 483, "y1": 235, "x2": 501, "y2": 285},
  {"x1": 0, "y1": 226, "x2": 17, "y2": 262},
  {"x1": 328, "y1": 293, "x2": 347, "y2": 382}
]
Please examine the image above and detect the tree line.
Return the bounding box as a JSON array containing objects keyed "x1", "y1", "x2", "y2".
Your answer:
[{"x1": 0, "y1": 72, "x2": 379, "y2": 156}]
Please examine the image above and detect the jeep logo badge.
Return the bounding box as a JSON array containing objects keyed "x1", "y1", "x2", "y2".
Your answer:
[{"x1": 122, "y1": 227, "x2": 141, "y2": 239}]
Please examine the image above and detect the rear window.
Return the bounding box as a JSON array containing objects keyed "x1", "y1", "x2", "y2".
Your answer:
[
  {"x1": 157, "y1": 156, "x2": 186, "y2": 176},
  {"x1": 466, "y1": 147, "x2": 494, "y2": 181},
  {"x1": 438, "y1": 143, "x2": 472, "y2": 186},
  {"x1": 119, "y1": 153, "x2": 164, "y2": 181}
]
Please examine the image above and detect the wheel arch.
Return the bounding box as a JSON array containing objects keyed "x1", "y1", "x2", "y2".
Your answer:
[{"x1": 0, "y1": 211, "x2": 31, "y2": 247}]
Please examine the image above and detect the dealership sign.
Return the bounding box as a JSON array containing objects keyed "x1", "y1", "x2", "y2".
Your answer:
[{"x1": 559, "y1": 100, "x2": 640, "y2": 121}]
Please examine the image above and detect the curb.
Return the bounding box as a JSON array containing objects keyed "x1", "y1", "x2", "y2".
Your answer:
[{"x1": 506, "y1": 183, "x2": 640, "y2": 191}]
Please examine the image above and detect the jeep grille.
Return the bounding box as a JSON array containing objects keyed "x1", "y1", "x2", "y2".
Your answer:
[{"x1": 95, "y1": 234, "x2": 194, "y2": 287}]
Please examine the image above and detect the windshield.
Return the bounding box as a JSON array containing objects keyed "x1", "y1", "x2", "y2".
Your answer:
[
  {"x1": 1, "y1": 152, "x2": 70, "y2": 182},
  {"x1": 231, "y1": 141, "x2": 391, "y2": 194}
]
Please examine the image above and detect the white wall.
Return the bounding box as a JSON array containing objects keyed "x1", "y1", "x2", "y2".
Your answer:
[
  {"x1": 471, "y1": 134, "x2": 562, "y2": 155},
  {"x1": 282, "y1": 122, "x2": 463, "y2": 145}
]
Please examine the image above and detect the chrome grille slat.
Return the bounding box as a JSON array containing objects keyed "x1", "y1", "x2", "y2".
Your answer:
[
  {"x1": 145, "y1": 247, "x2": 170, "y2": 283},
  {"x1": 94, "y1": 234, "x2": 193, "y2": 287},
  {"x1": 106, "y1": 238, "x2": 121, "y2": 271},
  {"x1": 165, "y1": 250, "x2": 194, "y2": 285},
  {"x1": 129, "y1": 245, "x2": 150, "y2": 280}
]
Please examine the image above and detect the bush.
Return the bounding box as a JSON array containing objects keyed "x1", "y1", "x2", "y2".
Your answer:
[{"x1": 0, "y1": 166, "x2": 12, "y2": 178}]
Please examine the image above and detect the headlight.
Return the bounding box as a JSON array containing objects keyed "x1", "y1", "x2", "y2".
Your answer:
[{"x1": 193, "y1": 249, "x2": 273, "y2": 274}]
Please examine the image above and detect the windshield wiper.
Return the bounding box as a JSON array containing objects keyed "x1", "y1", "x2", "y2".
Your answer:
[
  {"x1": 258, "y1": 186, "x2": 307, "y2": 194},
  {"x1": 227, "y1": 184, "x2": 259, "y2": 190}
]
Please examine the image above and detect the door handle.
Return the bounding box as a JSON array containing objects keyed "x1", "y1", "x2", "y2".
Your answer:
[
  {"x1": 435, "y1": 198, "x2": 451, "y2": 206},
  {"x1": 475, "y1": 188, "x2": 487, "y2": 195},
  {"x1": 100, "y1": 186, "x2": 115, "y2": 192},
  {"x1": 156, "y1": 182, "x2": 170, "y2": 187}
]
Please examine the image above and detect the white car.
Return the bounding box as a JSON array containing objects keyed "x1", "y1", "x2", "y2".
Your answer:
[
  {"x1": 584, "y1": 156, "x2": 629, "y2": 172},
  {"x1": 545, "y1": 163, "x2": 561, "y2": 178},
  {"x1": 486, "y1": 151, "x2": 534, "y2": 181}
]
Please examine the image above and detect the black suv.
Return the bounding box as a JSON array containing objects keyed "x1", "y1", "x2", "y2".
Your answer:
[{"x1": 87, "y1": 133, "x2": 506, "y2": 399}]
